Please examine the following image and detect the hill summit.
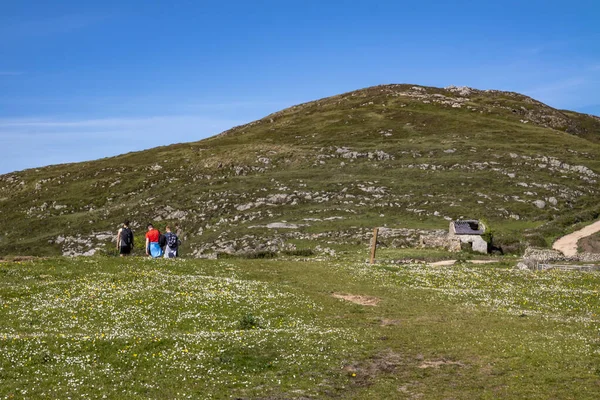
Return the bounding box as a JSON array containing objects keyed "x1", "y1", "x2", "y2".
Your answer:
[{"x1": 2, "y1": 84, "x2": 600, "y2": 257}]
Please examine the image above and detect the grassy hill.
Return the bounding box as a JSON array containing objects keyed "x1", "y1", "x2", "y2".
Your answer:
[{"x1": 2, "y1": 84, "x2": 600, "y2": 257}]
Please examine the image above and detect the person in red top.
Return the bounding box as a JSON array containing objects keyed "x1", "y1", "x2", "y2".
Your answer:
[{"x1": 145, "y1": 223, "x2": 162, "y2": 257}]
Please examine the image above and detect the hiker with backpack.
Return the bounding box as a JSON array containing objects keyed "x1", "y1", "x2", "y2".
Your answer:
[
  {"x1": 116, "y1": 221, "x2": 134, "y2": 256},
  {"x1": 145, "y1": 223, "x2": 163, "y2": 258},
  {"x1": 163, "y1": 225, "x2": 180, "y2": 258}
]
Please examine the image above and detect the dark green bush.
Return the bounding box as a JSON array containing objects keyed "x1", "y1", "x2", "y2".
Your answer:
[
  {"x1": 218, "y1": 251, "x2": 277, "y2": 259},
  {"x1": 238, "y1": 313, "x2": 260, "y2": 330},
  {"x1": 244, "y1": 251, "x2": 277, "y2": 259},
  {"x1": 493, "y1": 235, "x2": 526, "y2": 255},
  {"x1": 282, "y1": 248, "x2": 315, "y2": 257},
  {"x1": 523, "y1": 233, "x2": 547, "y2": 248}
]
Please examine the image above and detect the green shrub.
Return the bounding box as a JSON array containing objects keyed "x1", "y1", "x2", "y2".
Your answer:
[
  {"x1": 480, "y1": 218, "x2": 493, "y2": 245},
  {"x1": 238, "y1": 313, "x2": 260, "y2": 330},
  {"x1": 524, "y1": 233, "x2": 547, "y2": 248},
  {"x1": 218, "y1": 251, "x2": 277, "y2": 259},
  {"x1": 493, "y1": 235, "x2": 526, "y2": 255},
  {"x1": 244, "y1": 251, "x2": 277, "y2": 259},
  {"x1": 282, "y1": 248, "x2": 315, "y2": 257}
]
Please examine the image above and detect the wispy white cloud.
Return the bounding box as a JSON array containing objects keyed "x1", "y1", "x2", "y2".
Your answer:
[
  {"x1": 524, "y1": 77, "x2": 587, "y2": 98},
  {"x1": 515, "y1": 40, "x2": 569, "y2": 58},
  {"x1": 0, "y1": 14, "x2": 102, "y2": 39},
  {"x1": 520, "y1": 76, "x2": 600, "y2": 114},
  {"x1": 0, "y1": 115, "x2": 243, "y2": 174},
  {"x1": 0, "y1": 95, "x2": 292, "y2": 119},
  {"x1": 0, "y1": 115, "x2": 233, "y2": 130}
]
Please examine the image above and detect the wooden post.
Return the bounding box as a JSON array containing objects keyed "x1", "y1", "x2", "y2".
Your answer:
[{"x1": 370, "y1": 227, "x2": 379, "y2": 264}]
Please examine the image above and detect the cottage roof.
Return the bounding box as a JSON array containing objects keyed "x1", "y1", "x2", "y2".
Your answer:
[{"x1": 452, "y1": 220, "x2": 484, "y2": 235}]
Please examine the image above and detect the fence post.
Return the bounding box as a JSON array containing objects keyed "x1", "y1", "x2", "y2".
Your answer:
[{"x1": 370, "y1": 228, "x2": 379, "y2": 264}]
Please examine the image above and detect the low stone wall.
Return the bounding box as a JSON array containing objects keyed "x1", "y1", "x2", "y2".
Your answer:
[
  {"x1": 518, "y1": 247, "x2": 600, "y2": 269},
  {"x1": 522, "y1": 247, "x2": 570, "y2": 263},
  {"x1": 421, "y1": 232, "x2": 488, "y2": 253},
  {"x1": 377, "y1": 228, "x2": 447, "y2": 248},
  {"x1": 577, "y1": 252, "x2": 600, "y2": 262},
  {"x1": 419, "y1": 233, "x2": 450, "y2": 249}
]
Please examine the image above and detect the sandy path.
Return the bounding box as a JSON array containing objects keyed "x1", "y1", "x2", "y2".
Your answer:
[
  {"x1": 429, "y1": 260, "x2": 457, "y2": 266},
  {"x1": 428, "y1": 259, "x2": 498, "y2": 267},
  {"x1": 552, "y1": 220, "x2": 600, "y2": 257}
]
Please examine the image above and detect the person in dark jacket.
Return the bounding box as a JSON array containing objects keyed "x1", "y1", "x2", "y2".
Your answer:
[
  {"x1": 116, "y1": 221, "x2": 134, "y2": 257},
  {"x1": 163, "y1": 225, "x2": 179, "y2": 258}
]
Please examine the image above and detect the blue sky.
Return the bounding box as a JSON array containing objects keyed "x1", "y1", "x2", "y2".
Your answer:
[{"x1": 1, "y1": 0, "x2": 599, "y2": 174}]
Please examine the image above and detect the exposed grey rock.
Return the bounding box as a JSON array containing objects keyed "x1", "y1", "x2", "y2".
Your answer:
[
  {"x1": 516, "y1": 262, "x2": 530, "y2": 270},
  {"x1": 445, "y1": 85, "x2": 473, "y2": 96},
  {"x1": 341, "y1": 151, "x2": 360, "y2": 159},
  {"x1": 236, "y1": 203, "x2": 254, "y2": 211},
  {"x1": 358, "y1": 185, "x2": 386, "y2": 194},
  {"x1": 94, "y1": 232, "x2": 113, "y2": 241},
  {"x1": 314, "y1": 245, "x2": 336, "y2": 256},
  {"x1": 266, "y1": 222, "x2": 300, "y2": 229},
  {"x1": 522, "y1": 247, "x2": 568, "y2": 262},
  {"x1": 368, "y1": 150, "x2": 393, "y2": 160},
  {"x1": 166, "y1": 210, "x2": 188, "y2": 220},
  {"x1": 266, "y1": 194, "x2": 288, "y2": 204},
  {"x1": 533, "y1": 200, "x2": 546, "y2": 209},
  {"x1": 335, "y1": 147, "x2": 393, "y2": 161},
  {"x1": 234, "y1": 166, "x2": 247, "y2": 176},
  {"x1": 578, "y1": 253, "x2": 600, "y2": 262}
]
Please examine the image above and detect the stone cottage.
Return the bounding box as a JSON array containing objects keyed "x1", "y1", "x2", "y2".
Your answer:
[{"x1": 448, "y1": 220, "x2": 488, "y2": 253}]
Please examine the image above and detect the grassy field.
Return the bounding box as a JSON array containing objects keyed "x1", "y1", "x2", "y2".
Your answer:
[{"x1": 1, "y1": 250, "x2": 599, "y2": 399}]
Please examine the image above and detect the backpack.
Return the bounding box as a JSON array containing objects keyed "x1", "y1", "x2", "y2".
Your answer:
[
  {"x1": 159, "y1": 233, "x2": 167, "y2": 248},
  {"x1": 166, "y1": 233, "x2": 179, "y2": 248},
  {"x1": 121, "y1": 227, "x2": 133, "y2": 246}
]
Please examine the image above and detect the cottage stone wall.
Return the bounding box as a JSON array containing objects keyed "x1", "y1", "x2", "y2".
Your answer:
[
  {"x1": 419, "y1": 221, "x2": 490, "y2": 253},
  {"x1": 447, "y1": 221, "x2": 488, "y2": 253},
  {"x1": 454, "y1": 234, "x2": 488, "y2": 253}
]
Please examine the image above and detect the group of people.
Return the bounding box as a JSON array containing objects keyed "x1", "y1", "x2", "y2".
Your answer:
[{"x1": 116, "y1": 221, "x2": 181, "y2": 258}]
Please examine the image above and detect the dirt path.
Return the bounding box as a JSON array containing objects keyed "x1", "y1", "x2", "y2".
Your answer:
[
  {"x1": 332, "y1": 293, "x2": 380, "y2": 306},
  {"x1": 429, "y1": 259, "x2": 498, "y2": 267},
  {"x1": 552, "y1": 220, "x2": 600, "y2": 257}
]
